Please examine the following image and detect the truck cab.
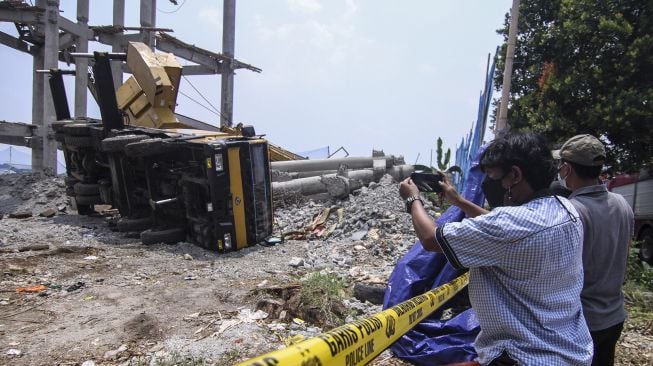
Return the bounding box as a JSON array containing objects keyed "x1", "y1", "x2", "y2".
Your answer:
[{"x1": 608, "y1": 171, "x2": 653, "y2": 264}]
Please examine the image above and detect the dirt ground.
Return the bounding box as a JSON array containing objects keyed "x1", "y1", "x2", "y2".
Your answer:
[{"x1": 0, "y1": 173, "x2": 651, "y2": 366}]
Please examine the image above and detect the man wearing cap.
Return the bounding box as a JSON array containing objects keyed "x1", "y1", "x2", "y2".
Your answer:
[{"x1": 558, "y1": 134, "x2": 634, "y2": 366}]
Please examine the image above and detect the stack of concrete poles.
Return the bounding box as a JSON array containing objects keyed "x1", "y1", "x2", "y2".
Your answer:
[{"x1": 271, "y1": 155, "x2": 414, "y2": 200}]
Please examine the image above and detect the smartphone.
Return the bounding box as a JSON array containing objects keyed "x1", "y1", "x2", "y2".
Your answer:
[{"x1": 411, "y1": 171, "x2": 444, "y2": 193}]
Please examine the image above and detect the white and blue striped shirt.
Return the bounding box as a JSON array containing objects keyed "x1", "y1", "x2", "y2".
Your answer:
[{"x1": 436, "y1": 196, "x2": 593, "y2": 365}]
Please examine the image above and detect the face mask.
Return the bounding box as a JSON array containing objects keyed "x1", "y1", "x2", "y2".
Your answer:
[
  {"x1": 482, "y1": 174, "x2": 508, "y2": 208},
  {"x1": 557, "y1": 164, "x2": 569, "y2": 189}
]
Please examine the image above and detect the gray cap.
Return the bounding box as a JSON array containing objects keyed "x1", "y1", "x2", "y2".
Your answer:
[{"x1": 559, "y1": 134, "x2": 606, "y2": 166}]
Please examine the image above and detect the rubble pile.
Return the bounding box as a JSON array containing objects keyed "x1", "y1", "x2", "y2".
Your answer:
[
  {"x1": 274, "y1": 173, "x2": 439, "y2": 241},
  {"x1": 0, "y1": 173, "x2": 70, "y2": 218}
]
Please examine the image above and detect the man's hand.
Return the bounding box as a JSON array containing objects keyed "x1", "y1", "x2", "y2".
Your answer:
[
  {"x1": 438, "y1": 174, "x2": 462, "y2": 205},
  {"x1": 399, "y1": 178, "x2": 420, "y2": 200}
]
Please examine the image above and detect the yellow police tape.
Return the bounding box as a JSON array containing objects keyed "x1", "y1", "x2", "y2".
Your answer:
[{"x1": 236, "y1": 272, "x2": 469, "y2": 366}]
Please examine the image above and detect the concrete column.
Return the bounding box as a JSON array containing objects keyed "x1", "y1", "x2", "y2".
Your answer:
[
  {"x1": 112, "y1": 0, "x2": 125, "y2": 89},
  {"x1": 140, "y1": 0, "x2": 156, "y2": 49},
  {"x1": 31, "y1": 45, "x2": 45, "y2": 173},
  {"x1": 75, "y1": 0, "x2": 89, "y2": 117},
  {"x1": 220, "y1": 0, "x2": 236, "y2": 127},
  {"x1": 33, "y1": 0, "x2": 59, "y2": 175}
]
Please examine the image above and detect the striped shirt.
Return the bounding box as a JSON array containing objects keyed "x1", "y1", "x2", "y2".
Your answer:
[{"x1": 436, "y1": 196, "x2": 593, "y2": 365}]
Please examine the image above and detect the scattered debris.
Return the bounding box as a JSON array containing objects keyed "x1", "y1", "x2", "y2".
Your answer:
[
  {"x1": 65, "y1": 281, "x2": 85, "y2": 292},
  {"x1": 8, "y1": 211, "x2": 32, "y2": 219},
  {"x1": 39, "y1": 208, "x2": 57, "y2": 218},
  {"x1": 15, "y1": 284, "x2": 48, "y2": 293}
]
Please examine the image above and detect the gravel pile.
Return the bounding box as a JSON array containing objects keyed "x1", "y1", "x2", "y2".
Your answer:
[{"x1": 0, "y1": 173, "x2": 70, "y2": 218}]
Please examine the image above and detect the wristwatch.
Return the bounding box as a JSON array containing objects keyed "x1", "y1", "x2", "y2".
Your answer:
[{"x1": 405, "y1": 195, "x2": 424, "y2": 213}]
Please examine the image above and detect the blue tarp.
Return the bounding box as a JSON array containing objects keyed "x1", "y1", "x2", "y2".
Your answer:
[{"x1": 384, "y1": 145, "x2": 487, "y2": 365}]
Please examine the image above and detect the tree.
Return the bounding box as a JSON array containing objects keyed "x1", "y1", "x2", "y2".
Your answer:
[
  {"x1": 436, "y1": 137, "x2": 451, "y2": 171},
  {"x1": 494, "y1": 0, "x2": 653, "y2": 171}
]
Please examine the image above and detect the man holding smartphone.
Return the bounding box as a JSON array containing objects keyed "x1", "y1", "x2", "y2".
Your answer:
[{"x1": 399, "y1": 131, "x2": 593, "y2": 365}]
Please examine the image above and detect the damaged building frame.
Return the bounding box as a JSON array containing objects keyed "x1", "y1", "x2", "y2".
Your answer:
[{"x1": 0, "y1": 0, "x2": 260, "y2": 175}]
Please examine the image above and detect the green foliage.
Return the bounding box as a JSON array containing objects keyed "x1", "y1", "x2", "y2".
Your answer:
[
  {"x1": 627, "y1": 247, "x2": 653, "y2": 292},
  {"x1": 495, "y1": 0, "x2": 653, "y2": 171},
  {"x1": 436, "y1": 137, "x2": 451, "y2": 171},
  {"x1": 300, "y1": 272, "x2": 349, "y2": 325}
]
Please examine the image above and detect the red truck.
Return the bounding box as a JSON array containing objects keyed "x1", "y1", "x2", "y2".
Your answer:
[{"x1": 608, "y1": 172, "x2": 653, "y2": 264}]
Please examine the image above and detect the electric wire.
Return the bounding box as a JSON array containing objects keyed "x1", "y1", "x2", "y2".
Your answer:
[
  {"x1": 157, "y1": 0, "x2": 187, "y2": 14},
  {"x1": 182, "y1": 74, "x2": 222, "y2": 116},
  {"x1": 178, "y1": 90, "x2": 220, "y2": 117}
]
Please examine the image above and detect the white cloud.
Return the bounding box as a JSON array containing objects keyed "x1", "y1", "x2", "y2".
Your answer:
[
  {"x1": 198, "y1": 7, "x2": 221, "y2": 26},
  {"x1": 287, "y1": 0, "x2": 322, "y2": 14}
]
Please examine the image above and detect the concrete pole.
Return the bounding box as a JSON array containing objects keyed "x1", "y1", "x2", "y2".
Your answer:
[
  {"x1": 496, "y1": 0, "x2": 520, "y2": 134},
  {"x1": 220, "y1": 0, "x2": 236, "y2": 127},
  {"x1": 32, "y1": 0, "x2": 60, "y2": 175},
  {"x1": 140, "y1": 0, "x2": 156, "y2": 49},
  {"x1": 112, "y1": 0, "x2": 125, "y2": 89},
  {"x1": 31, "y1": 45, "x2": 45, "y2": 173},
  {"x1": 75, "y1": 0, "x2": 89, "y2": 117}
]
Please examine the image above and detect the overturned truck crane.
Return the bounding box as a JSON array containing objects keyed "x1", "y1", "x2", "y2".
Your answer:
[{"x1": 50, "y1": 42, "x2": 273, "y2": 251}]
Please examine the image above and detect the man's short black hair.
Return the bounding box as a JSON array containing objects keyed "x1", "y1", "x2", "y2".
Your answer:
[
  {"x1": 480, "y1": 131, "x2": 556, "y2": 191},
  {"x1": 563, "y1": 160, "x2": 602, "y2": 180}
]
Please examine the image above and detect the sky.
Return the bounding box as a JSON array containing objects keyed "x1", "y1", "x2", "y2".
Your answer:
[{"x1": 0, "y1": 0, "x2": 511, "y2": 167}]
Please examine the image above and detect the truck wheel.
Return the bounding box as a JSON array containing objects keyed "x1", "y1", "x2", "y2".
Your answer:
[
  {"x1": 639, "y1": 228, "x2": 653, "y2": 265},
  {"x1": 117, "y1": 216, "x2": 153, "y2": 233},
  {"x1": 74, "y1": 182, "x2": 100, "y2": 196},
  {"x1": 101, "y1": 135, "x2": 148, "y2": 153},
  {"x1": 141, "y1": 227, "x2": 186, "y2": 245},
  {"x1": 64, "y1": 135, "x2": 93, "y2": 148},
  {"x1": 124, "y1": 138, "x2": 170, "y2": 157},
  {"x1": 62, "y1": 123, "x2": 91, "y2": 136},
  {"x1": 51, "y1": 120, "x2": 74, "y2": 132},
  {"x1": 65, "y1": 176, "x2": 79, "y2": 187},
  {"x1": 75, "y1": 194, "x2": 102, "y2": 206}
]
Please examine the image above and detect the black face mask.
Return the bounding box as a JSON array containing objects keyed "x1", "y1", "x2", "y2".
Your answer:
[{"x1": 481, "y1": 174, "x2": 508, "y2": 208}]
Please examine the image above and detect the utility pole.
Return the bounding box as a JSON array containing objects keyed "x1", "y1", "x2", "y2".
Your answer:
[
  {"x1": 221, "y1": 0, "x2": 236, "y2": 127},
  {"x1": 32, "y1": 0, "x2": 59, "y2": 176},
  {"x1": 496, "y1": 0, "x2": 520, "y2": 134},
  {"x1": 75, "y1": 0, "x2": 89, "y2": 117}
]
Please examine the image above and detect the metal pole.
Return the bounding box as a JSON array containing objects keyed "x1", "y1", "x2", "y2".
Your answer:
[
  {"x1": 221, "y1": 0, "x2": 236, "y2": 127},
  {"x1": 75, "y1": 0, "x2": 89, "y2": 118},
  {"x1": 112, "y1": 0, "x2": 125, "y2": 88},
  {"x1": 33, "y1": 0, "x2": 59, "y2": 175},
  {"x1": 496, "y1": 0, "x2": 520, "y2": 134}
]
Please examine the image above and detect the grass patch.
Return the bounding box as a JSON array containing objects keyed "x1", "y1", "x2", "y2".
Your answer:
[{"x1": 298, "y1": 272, "x2": 350, "y2": 327}]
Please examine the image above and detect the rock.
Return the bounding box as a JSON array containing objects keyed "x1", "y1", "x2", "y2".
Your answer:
[
  {"x1": 8, "y1": 211, "x2": 32, "y2": 219},
  {"x1": 350, "y1": 230, "x2": 367, "y2": 241},
  {"x1": 288, "y1": 257, "x2": 305, "y2": 267},
  {"x1": 353, "y1": 283, "x2": 387, "y2": 305},
  {"x1": 39, "y1": 208, "x2": 57, "y2": 217},
  {"x1": 6, "y1": 349, "x2": 21, "y2": 356},
  {"x1": 183, "y1": 253, "x2": 193, "y2": 261},
  {"x1": 103, "y1": 344, "x2": 127, "y2": 360},
  {"x1": 81, "y1": 361, "x2": 96, "y2": 366}
]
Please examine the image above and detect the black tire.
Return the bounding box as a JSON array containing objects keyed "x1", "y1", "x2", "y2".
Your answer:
[
  {"x1": 75, "y1": 194, "x2": 102, "y2": 206},
  {"x1": 117, "y1": 216, "x2": 153, "y2": 233},
  {"x1": 74, "y1": 182, "x2": 100, "y2": 196},
  {"x1": 638, "y1": 228, "x2": 653, "y2": 265},
  {"x1": 62, "y1": 123, "x2": 91, "y2": 136},
  {"x1": 65, "y1": 176, "x2": 79, "y2": 187},
  {"x1": 51, "y1": 120, "x2": 74, "y2": 132},
  {"x1": 54, "y1": 132, "x2": 66, "y2": 143},
  {"x1": 76, "y1": 203, "x2": 95, "y2": 215},
  {"x1": 64, "y1": 135, "x2": 93, "y2": 148},
  {"x1": 124, "y1": 138, "x2": 170, "y2": 158},
  {"x1": 141, "y1": 227, "x2": 186, "y2": 245},
  {"x1": 101, "y1": 135, "x2": 149, "y2": 153}
]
